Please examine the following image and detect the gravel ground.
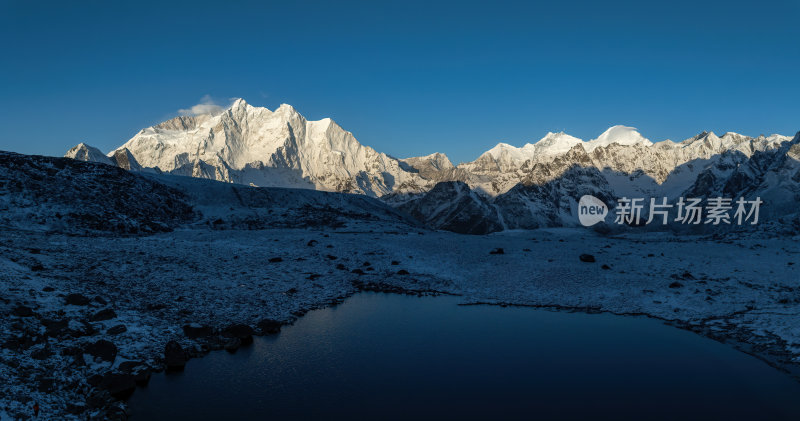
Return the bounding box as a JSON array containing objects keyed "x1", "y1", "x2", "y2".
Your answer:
[{"x1": 1, "y1": 225, "x2": 799, "y2": 419}]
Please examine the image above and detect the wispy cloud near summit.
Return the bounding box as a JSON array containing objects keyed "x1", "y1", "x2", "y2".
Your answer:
[{"x1": 178, "y1": 95, "x2": 225, "y2": 116}]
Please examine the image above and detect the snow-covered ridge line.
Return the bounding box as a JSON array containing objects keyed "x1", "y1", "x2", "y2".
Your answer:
[
  {"x1": 2, "y1": 150, "x2": 420, "y2": 235},
  {"x1": 62, "y1": 98, "x2": 797, "y2": 216},
  {"x1": 464, "y1": 126, "x2": 790, "y2": 164},
  {"x1": 65, "y1": 97, "x2": 792, "y2": 177}
]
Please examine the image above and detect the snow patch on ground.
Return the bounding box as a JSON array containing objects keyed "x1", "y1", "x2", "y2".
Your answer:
[{"x1": 1, "y1": 225, "x2": 799, "y2": 418}]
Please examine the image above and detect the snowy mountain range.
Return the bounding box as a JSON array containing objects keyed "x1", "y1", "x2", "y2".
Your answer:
[
  {"x1": 64, "y1": 99, "x2": 800, "y2": 234},
  {"x1": 68, "y1": 99, "x2": 429, "y2": 197}
]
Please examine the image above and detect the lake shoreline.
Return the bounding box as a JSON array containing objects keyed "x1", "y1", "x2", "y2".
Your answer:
[
  {"x1": 126, "y1": 291, "x2": 800, "y2": 420},
  {"x1": 458, "y1": 300, "x2": 800, "y2": 383}
]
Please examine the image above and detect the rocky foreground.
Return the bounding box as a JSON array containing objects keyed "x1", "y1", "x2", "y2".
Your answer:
[{"x1": 1, "y1": 224, "x2": 799, "y2": 419}]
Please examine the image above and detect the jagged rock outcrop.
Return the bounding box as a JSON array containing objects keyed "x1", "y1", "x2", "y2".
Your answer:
[
  {"x1": 0, "y1": 151, "x2": 193, "y2": 234},
  {"x1": 397, "y1": 181, "x2": 503, "y2": 234},
  {"x1": 109, "y1": 148, "x2": 143, "y2": 171}
]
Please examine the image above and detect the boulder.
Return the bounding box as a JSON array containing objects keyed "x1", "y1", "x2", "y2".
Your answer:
[
  {"x1": 65, "y1": 293, "x2": 90, "y2": 306},
  {"x1": 37, "y1": 378, "x2": 55, "y2": 393},
  {"x1": 90, "y1": 309, "x2": 117, "y2": 322},
  {"x1": 99, "y1": 373, "x2": 136, "y2": 399},
  {"x1": 224, "y1": 337, "x2": 242, "y2": 353},
  {"x1": 107, "y1": 325, "x2": 127, "y2": 335},
  {"x1": 257, "y1": 319, "x2": 283, "y2": 335},
  {"x1": 182, "y1": 323, "x2": 213, "y2": 339},
  {"x1": 118, "y1": 361, "x2": 144, "y2": 373},
  {"x1": 134, "y1": 369, "x2": 152, "y2": 387},
  {"x1": 85, "y1": 340, "x2": 117, "y2": 362},
  {"x1": 13, "y1": 305, "x2": 34, "y2": 317},
  {"x1": 224, "y1": 324, "x2": 254, "y2": 345},
  {"x1": 164, "y1": 340, "x2": 187, "y2": 370},
  {"x1": 31, "y1": 347, "x2": 53, "y2": 360}
]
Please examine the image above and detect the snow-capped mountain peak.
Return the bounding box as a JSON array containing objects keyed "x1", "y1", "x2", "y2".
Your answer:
[
  {"x1": 88, "y1": 100, "x2": 433, "y2": 197},
  {"x1": 534, "y1": 131, "x2": 583, "y2": 156},
  {"x1": 585, "y1": 125, "x2": 652, "y2": 151},
  {"x1": 275, "y1": 102, "x2": 299, "y2": 115},
  {"x1": 65, "y1": 143, "x2": 113, "y2": 165},
  {"x1": 477, "y1": 142, "x2": 535, "y2": 167},
  {"x1": 721, "y1": 131, "x2": 748, "y2": 141},
  {"x1": 403, "y1": 152, "x2": 454, "y2": 171}
]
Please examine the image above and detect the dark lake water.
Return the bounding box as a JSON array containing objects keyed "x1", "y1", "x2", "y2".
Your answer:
[{"x1": 127, "y1": 293, "x2": 800, "y2": 420}]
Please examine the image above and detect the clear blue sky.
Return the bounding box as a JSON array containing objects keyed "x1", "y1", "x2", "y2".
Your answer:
[{"x1": 1, "y1": 0, "x2": 798, "y2": 164}]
